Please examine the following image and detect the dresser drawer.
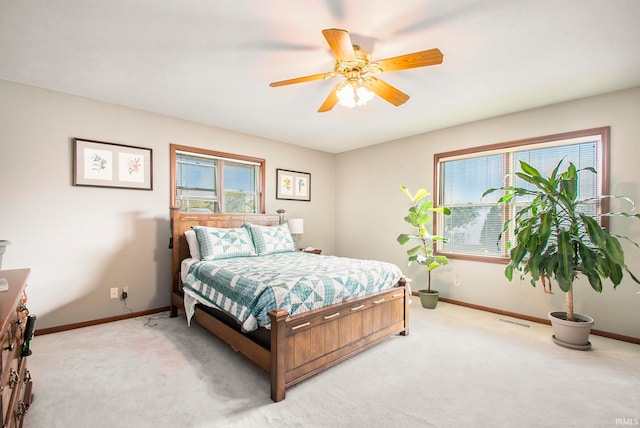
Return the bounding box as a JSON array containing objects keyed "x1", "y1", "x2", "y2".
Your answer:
[
  {"x1": 0, "y1": 355, "x2": 20, "y2": 427},
  {"x1": 3, "y1": 358, "x2": 31, "y2": 428},
  {"x1": 1, "y1": 320, "x2": 21, "y2": 383}
]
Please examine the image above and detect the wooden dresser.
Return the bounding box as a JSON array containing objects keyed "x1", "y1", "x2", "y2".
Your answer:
[{"x1": 0, "y1": 269, "x2": 33, "y2": 428}]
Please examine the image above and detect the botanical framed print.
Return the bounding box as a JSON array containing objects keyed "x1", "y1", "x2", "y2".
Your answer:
[
  {"x1": 73, "y1": 138, "x2": 153, "y2": 190},
  {"x1": 276, "y1": 169, "x2": 310, "y2": 201}
]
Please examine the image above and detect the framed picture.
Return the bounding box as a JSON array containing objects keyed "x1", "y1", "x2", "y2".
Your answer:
[
  {"x1": 276, "y1": 169, "x2": 310, "y2": 201},
  {"x1": 73, "y1": 138, "x2": 153, "y2": 190}
]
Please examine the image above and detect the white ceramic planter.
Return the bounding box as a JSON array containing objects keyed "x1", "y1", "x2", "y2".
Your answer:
[{"x1": 548, "y1": 311, "x2": 594, "y2": 350}]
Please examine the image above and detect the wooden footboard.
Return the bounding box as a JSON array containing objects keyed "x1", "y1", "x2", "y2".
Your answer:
[{"x1": 269, "y1": 280, "x2": 409, "y2": 401}]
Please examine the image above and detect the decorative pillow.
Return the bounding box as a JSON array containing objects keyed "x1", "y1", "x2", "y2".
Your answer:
[
  {"x1": 192, "y1": 226, "x2": 256, "y2": 261},
  {"x1": 184, "y1": 230, "x2": 201, "y2": 260},
  {"x1": 245, "y1": 222, "x2": 296, "y2": 255}
]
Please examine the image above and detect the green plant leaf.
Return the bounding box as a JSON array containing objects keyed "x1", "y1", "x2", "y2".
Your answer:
[
  {"x1": 586, "y1": 271, "x2": 603, "y2": 293},
  {"x1": 417, "y1": 199, "x2": 433, "y2": 213},
  {"x1": 556, "y1": 230, "x2": 573, "y2": 286},
  {"x1": 555, "y1": 270, "x2": 573, "y2": 293},
  {"x1": 397, "y1": 234, "x2": 411, "y2": 245},
  {"x1": 578, "y1": 242, "x2": 596, "y2": 272},
  {"x1": 519, "y1": 161, "x2": 542, "y2": 178},
  {"x1": 580, "y1": 214, "x2": 606, "y2": 248},
  {"x1": 435, "y1": 255, "x2": 449, "y2": 264},
  {"x1": 510, "y1": 243, "x2": 526, "y2": 266},
  {"x1": 541, "y1": 251, "x2": 558, "y2": 276},
  {"x1": 561, "y1": 177, "x2": 577, "y2": 201},
  {"x1": 432, "y1": 206, "x2": 451, "y2": 215},
  {"x1": 481, "y1": 187, "x2": 499, "y2": 198},
  {"x1": 505, "y1": 263, "x2": 514, "y2": 281},
  {"x1": 497, "y1": 193, "x2": 516, "y2": 204},
  {"x1": 623, "y1": 267, "x2": 640, "y2": 285},
  {"x1": 605, "y1": 234, "x2": 624, "y2": 265},
  {"x1": 548, "y1": 158, "x2": 564, "y2": 186},
  {"x1": 538, "y1": 210, "x2": 552, "y2": 247},
  {"x1": 400, "y1": 185, "x2": 412, "y2": 200},
  {"x1": 413, "y1": 188, "x2": 429, "y2": 204},
  {"x1": 407, "y1": 245, "x2": 421, "y2": 256},
  {"x1": 515, "y1": 171, "x2": 541, "y2": 187},
  {"x1": 603, "y1": 257, "x2": 624, "y2": 286}
]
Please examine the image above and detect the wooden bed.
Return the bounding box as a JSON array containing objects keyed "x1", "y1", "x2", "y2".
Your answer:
[{"x1": 169, "y1": 208, "x2": 410, "y2": 401}]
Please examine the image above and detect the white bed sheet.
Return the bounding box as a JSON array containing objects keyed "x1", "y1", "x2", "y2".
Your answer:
[{"x1": 180, "y1": 258, "x2": 196, "y2": 283}]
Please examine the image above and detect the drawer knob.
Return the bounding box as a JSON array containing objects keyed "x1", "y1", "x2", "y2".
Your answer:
[
  {"x1": 18, "y1": 303, "x2": 30, "y2": 317},
  {"x1": 17, "y1": 401, "x2": 27, "y2": 420},
  {"x1": 9, "y1": 368, "x2": 19, "y2": 389},
  {"x1": 4, "y1": 340, "x2": 13, "y2": 352}
]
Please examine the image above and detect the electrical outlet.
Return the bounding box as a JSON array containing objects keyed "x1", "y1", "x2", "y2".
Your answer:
[
  {"x1": 121, "y1": 284, "x2": 129, "y2": 299},
  {"x1": 110, "y1": 287, "x2": 119, "y2": 299},
  {"x1": 454, "y1": 276, "x2": 461, "y2": 287}
]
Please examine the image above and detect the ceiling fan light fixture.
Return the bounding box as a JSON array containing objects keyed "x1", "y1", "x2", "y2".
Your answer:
[
  {"x1": 269, "y1": 29, "x2": 443, "y2": 112},
  {"x1": 336, "y1": 78, "x2": 374, "y2": 108}
]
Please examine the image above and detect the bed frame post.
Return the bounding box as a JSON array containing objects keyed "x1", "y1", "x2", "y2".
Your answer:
[
  {"x1": 400, "y1": 278, "x2": 410, "y2": 336},
  {"x1": 169, "y1": 206, "x2": 180, "y2": 318},
  {"x1": 269, "y1": 308, "x2": 289, "y2": 402}
]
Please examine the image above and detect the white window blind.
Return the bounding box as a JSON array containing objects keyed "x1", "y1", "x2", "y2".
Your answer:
[{"x1": 436, "y1": 130, "x2": 605, "y2": 260}]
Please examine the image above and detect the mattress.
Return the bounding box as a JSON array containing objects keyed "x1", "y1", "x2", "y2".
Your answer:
[{"x1": 182, "y1": 252, "x2": 403, "y2": 332}]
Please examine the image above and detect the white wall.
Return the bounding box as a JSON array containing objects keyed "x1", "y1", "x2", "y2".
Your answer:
[
  {"x1": 0, "y1": 80, "x2": 335, "y2": 329},
  {"x1": 3, "y1": 78, "x2": 638, "y2": 339},
  {"x1": 336, "y1": 86, "x2": 640, "y2": 340}
]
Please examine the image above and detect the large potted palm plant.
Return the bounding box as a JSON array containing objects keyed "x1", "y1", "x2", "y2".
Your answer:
[
  {"x1": 397, "y1": 186, "x2": 451, "y2": 309},
  {"x1": 483, "y1": 160, "x2": 640, "y2": 349}
]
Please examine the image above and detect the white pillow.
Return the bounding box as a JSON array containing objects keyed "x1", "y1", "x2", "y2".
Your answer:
[{"x1": 184, "y1": 230, "x2": 201, "y2": 260}]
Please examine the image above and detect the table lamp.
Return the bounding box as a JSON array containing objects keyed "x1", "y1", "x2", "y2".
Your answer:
[{"x1": 288, "y1": 219, "x2": 304, "y2": 249}]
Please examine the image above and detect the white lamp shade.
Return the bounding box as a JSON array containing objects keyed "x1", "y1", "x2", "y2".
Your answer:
[{"x1": 288, "y1": 218, "x2": 304, "y2": 234}]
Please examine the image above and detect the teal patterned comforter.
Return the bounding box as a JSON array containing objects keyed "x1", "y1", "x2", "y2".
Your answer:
[{"x1": 182, "y1": 252, "x2": 403, "y2": 332}]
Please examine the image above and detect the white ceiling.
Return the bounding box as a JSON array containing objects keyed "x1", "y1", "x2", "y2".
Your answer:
[{"x1": 2, "y1": 0, "x2": 640, "y2": 154}]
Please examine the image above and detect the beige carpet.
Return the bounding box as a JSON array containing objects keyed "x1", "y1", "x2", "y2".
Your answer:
[{"x1": 23, "y1": 302, "x2": 639, "y2": 428}]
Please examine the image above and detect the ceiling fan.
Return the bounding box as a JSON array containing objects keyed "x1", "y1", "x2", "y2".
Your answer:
[{"x1": 269, "y1": 28, "x2": 444, "y2": 112}]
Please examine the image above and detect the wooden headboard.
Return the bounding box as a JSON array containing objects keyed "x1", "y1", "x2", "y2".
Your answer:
[{"x1": 170, "y1": 207, "x2": 280, "y2": 293}]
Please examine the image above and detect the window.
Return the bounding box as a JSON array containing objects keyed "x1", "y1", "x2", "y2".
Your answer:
[
  {"x1": 170, "y1": 144, "x2": 265, "y2": 214},
  {"x1": 434, "y1": 127, "x2": 609, "y2": 262}
]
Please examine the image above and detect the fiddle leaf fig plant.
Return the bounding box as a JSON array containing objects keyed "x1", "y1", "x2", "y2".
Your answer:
[
  {"x1": 397, "y1": 186, "x2": 451, "y2": 293},
  {"x1": 482, "y1": 159, "x2": 640, "y2": 322}
]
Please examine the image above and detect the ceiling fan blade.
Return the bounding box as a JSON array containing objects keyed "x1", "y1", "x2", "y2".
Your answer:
[
  {"x1": 368, "y1": 77, "x2": 410, "y2": 106},
  {"x1": 318, "y1": 86, "x2": 339, "y2": 113},
  {"x1": 322, "y1": 28, "x2": 356, "y2": 61},
  {"x1": 269, "y1": 72, "x2": 333, "y2": 87},
  {"x1": 372, "y1": 48, "x2": 443, "y2": 73}
]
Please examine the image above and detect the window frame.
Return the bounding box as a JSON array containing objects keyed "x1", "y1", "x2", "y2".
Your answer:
[
  {"x1": 170, "y1": 144, "x2": 266, "y2": 214},
  {"x1": 433, "y1": 127, "x2": 610, "y2": 264}
]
